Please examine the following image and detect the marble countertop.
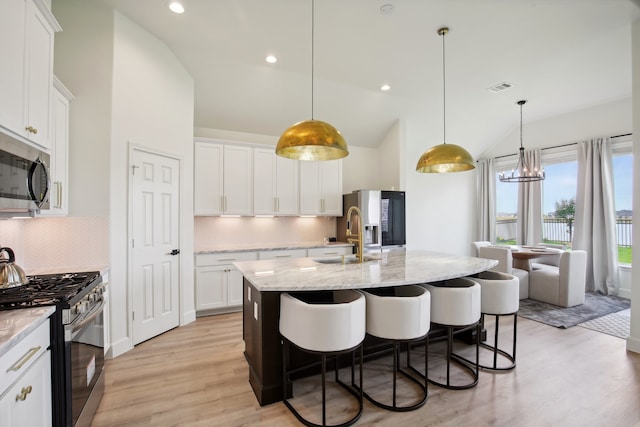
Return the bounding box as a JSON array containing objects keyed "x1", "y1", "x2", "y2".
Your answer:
[
  {"x1": 234, "y1": 249, "x2": 498, "y2": 292},
  {"x1": 196, "y1": 242, "x2": 353, "y2": 254},
  {"x1": 0, "y1": 306, "x2": 55, "y2": 358}
]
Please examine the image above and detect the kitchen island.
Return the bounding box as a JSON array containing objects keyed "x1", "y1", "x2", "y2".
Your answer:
[{"x1": 234, "y1": 249, "x2": 497, "y2": 405}]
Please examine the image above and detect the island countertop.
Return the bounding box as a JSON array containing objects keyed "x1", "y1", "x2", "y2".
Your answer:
[{"x1": 233, "y1": 249, "x2": 498, "y2": 292}]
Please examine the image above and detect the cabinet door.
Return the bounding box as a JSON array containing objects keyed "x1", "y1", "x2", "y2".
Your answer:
[
  {"x1": 227, "y1": 267, "x2": 244, "y2": 307},
  {"x1": 253, "y1": 148, "x2": 276, "y2": 215},
  {"x1": 0, "y1": 0, "x2": 27, "y2": 135},
  {"x1": 275, "y1": 156, "x2": 299, "y2": 215},
  {"x1": 39, "y1": 83, "x2": 69, "y2": 215},
  {"x1": 223, "y1": 144, "x2": 253, "y2": 215},
  {"x1": 320, "y1": 160, "x2": 342, "y2": 215},
  {"x1": 0, "y1": 351, "x2": 52, "y2": 427},
  {"x1": 299, "y1": 161, "x2": 321, "y2": 215},
  {"x1": 24, "y1": 0, "x2": 55, "y2": 148},
  {"x1": 194, "y1": 266, "x2": 227, "y2": 311},
  {"x1": 194, "y1": 142, "x2": 224, "y2": 215}
]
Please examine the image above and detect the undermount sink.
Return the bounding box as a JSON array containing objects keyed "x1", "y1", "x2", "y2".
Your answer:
[{"x1": 312, "y1": 254, "x2": 381, "y2": 265}]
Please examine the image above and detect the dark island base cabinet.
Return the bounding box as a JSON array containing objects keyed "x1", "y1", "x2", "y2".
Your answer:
[
  {"x1": 243, "y1": 278, "x2": 285, "y2": 406},
  {"x1": 242, "y1": 279, "x2": 390, "y2": 406}
]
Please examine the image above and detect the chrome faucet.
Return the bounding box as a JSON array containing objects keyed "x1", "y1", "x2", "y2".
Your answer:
[{"x1": 346, "y1": 205, "x2": 364, "y2": 263}]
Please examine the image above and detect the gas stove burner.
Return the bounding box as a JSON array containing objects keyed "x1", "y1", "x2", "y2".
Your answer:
[{"x1": 0, "y1": 271, "x2": 102, "y2": 310}]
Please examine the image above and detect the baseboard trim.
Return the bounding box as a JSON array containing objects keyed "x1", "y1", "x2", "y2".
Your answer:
[
  {"x1": 182, "y1": 309, "x2": 197, "y2": 325},
  {"x1": 109, "y1": 336, "x2": 134, "y2": 358},
  {"x1": 626, "y1": 336, "x2": 640, "y2": 354}
]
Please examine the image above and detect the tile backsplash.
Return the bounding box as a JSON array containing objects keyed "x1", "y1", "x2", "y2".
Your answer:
[
  {"x1": 0, "y1": 216, "x2": 109, "y2": 273},
  {"x1": 194, "y1": 216, "x2": 337, "y2": 251}
]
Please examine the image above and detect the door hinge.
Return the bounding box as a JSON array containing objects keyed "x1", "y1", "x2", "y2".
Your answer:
[
  {"x1": 131, "y1": 164, "x2": 139, "y2": 175},
  {"x1": 132, "y1": 312, "x2": 135, "y2": 321},
  {"x1": 132, "y1": 239, "x2": 135, "y2": 248}
]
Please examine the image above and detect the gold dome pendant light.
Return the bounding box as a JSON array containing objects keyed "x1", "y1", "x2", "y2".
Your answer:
[
  {"x1": 275, "y1": 0, "x2": 349, "y2": 161},
  {"x1": 499, "y1": 100, "x2": 545, "y2": 182},
  {"x1": 416, "y1": 27, "x2": 475, "y2": 173}
]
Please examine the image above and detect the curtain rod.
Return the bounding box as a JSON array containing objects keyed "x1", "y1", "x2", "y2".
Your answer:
[{"x1": 491, "y1": 132, "x2": 632, "y2": 160}]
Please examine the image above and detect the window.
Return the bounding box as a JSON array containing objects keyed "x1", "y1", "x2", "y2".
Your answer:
[
  {"x1": 541, "y1": 160, "x2": 577, "y2": 248},
  {"x1": 612, "y1": 140, "x2": 633, "y2": 265},
  {"x1": 495, "y1": 175, "x2": 517, "y2": 245}
]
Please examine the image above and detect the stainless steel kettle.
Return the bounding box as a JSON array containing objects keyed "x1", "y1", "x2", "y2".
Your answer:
[{"x1": 0, "y1": 247, "x2": 28, "y2": 288}]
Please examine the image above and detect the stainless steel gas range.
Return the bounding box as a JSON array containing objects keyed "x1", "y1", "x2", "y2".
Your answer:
[{"x1": 0, "y1": 271, "x2": 106, "y2": 427}]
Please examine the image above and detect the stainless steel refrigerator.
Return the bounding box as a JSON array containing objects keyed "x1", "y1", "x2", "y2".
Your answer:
[{"x1": 337, "y1": 190, "x2": 406, "y2": 250}]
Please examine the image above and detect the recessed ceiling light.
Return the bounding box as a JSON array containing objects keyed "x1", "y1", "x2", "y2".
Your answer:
[
  {"x1": 265, "y1": 55, "x2": 277, "y2": 64},
  {"x1": 380, "y1": 84, "x2": 391, "y2": 91},
  {"x1": 169, "y1": 2, "x2": 184, "y2": 14}
]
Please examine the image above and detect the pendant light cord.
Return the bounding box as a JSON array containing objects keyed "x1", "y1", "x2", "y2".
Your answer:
[
  {"x1": 442, "y1": 29, "x2": 446, "y2": 145},
  {"x1": 519, "y1": 102, "x2": 524, "y2": 149},
  {"x1": 311, "y1": 0, "x2": 315, "y2": 120}
]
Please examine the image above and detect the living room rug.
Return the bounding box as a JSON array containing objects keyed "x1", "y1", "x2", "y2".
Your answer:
[{"x1": 517, "y1": 292, "x2": 630, "y2": 329}]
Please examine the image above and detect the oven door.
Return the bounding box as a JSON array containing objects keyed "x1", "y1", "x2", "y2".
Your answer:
[{"x1": 65, "y1": 300, "x2": 105, "y2": 427}]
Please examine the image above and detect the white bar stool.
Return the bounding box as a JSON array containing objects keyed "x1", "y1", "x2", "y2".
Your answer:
[
  {"x1": 423, "y1": 277, "x2": 481, "y2": 390},
  {"x1": 279, "y1": 290, "x2": 366, "y2": 427},
  {"x1": 360, "y1": 285, "x2": 430, "y2": 412},
  {"x1": 472, "y1": 271, "x2": 519, "y2": 370}
]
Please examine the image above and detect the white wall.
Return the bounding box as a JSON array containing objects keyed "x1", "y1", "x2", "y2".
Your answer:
[
  {"x1": 342, "y1": 146, "x2": 380, "y2": 193},
  {"x1": 109, "y1": 12, "x2": 195, "y2": 356},
  {"x1": 404, "y1": 113, "x2": 477, "y2": 255},
  {"x1": 378, "y1": 120, "x2": 404, "y2": 191},
  {"x1": 483, "y1": 97, "x2": 632, "y2": 158},
  {"x1": 627, "y1": 18, "x2": 640, "y2": 354},
  {"x1": 52, "y1": 1, "x2": 195, "y2": 358}
]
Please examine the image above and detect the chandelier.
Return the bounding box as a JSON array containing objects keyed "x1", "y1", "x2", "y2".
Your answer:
[{"x1": 499, "y1": 100, "x2": 545, "y2": 182}]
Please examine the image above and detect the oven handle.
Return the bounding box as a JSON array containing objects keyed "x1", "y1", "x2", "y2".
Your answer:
[{"x1": 69, "y1": 299, "x2": 105, "y2": 335}]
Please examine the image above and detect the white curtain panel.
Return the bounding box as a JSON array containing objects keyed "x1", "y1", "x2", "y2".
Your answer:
[
  {"x1": 517, "y1": 149, "x2": 543, "y2": 245},
  {"x1": 476, "y1": 158, "x2": 496, "y2": 243},
  {"x1": 573, "y1": 138, "x2": 619, "y2": 295}
]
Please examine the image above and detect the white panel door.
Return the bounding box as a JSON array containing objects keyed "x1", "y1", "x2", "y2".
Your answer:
[{"x1": 131, "y1": 148, "x2": 180, "y2": 345}]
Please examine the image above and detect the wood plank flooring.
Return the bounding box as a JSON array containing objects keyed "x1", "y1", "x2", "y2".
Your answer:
[{"x1": 91, "y1": 313, "x2": 640, "y2": 427}]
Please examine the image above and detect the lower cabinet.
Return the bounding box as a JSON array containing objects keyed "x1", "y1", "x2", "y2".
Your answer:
[
  {"x1": 195, "y1": 251, "x2": 258, "y2": 315},
  {"x1": 0, "y1": 319, "x2": 52, "y2": 427}
]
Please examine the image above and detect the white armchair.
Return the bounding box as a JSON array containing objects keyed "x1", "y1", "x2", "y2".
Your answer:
[
  {"x1": 478, "y1": 246, "x2": 529, "y2": 300},
  {"x1": 531, "y1": 243, "x2": 565, "y2": 271},
  {"x1": 529, "y1": 250, "x2": 587, "y2": 307},
  {"x1": 471, "y1": 241, "x2": 491, "y2": 257}
]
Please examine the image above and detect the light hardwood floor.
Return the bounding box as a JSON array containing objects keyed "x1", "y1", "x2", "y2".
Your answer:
[{"x1": 91, "y1": 313, "x2": 640, "y2": 427}]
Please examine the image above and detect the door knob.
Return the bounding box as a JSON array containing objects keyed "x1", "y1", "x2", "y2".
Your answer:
[{"x1": 170, "y1": 249, "x2": 180, "y2": 256}]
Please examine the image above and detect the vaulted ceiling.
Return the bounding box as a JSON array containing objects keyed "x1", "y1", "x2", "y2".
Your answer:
[{"x1": 93, "y1": 0, "x2": 639, "y2": 156}]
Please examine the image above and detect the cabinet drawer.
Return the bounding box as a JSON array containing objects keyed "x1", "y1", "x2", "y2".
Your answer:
[
  {"x1": 0, "y1": 319, "x2": 50, "y2": 396},
  {"x1": 195, "y1": 251, "x2": 257, "y2": 267},
  {"x1": 307, "y1": 247, "x2": 353, "y2": 257},
  {"x1": 258, "y1": 249, "x2": 307, "y2": 260}
]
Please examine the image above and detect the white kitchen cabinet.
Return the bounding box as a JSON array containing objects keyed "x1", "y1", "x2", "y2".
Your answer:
[
  {"x1": 0, "y1": 319, "x2": 52, "y2": 427},
  {"x1": 195, "y1": 251, "x2": 257, "y2": 314},
  {"x1": 39, "y1": 77, "x2": 72, "y2": 216},
  {"x1": 0, "y1": 0, "x2": 60, "y2": 149},
  {"x1": 194, "y1": 140, "x2": 253, "y2": 215},
  {"x1": 253, "y1": 147, "x2": 299, "y2": 215},
  {"x1": 258, "y1": 249, "x2": 307, "y2": 260},
  {"x1": 306, "y1": 246, "x2": 353, "y2": 258},
  {"x1": 299, "y1": 160, "x2": 343, "y2": 215}
]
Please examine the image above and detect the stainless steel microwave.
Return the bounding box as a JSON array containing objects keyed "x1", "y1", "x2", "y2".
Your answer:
[{"x1": 0, "y1": 131, "x2": 50, "y2": 215}]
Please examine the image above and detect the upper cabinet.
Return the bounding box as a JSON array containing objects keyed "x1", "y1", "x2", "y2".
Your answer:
[
  {"x1": 299, "y1": 160, "x2": 343, "y2": 215},
  {"x1": 194, "y1": 139, "x2": 343, "y2": 217},
  {"x1": 194, "y1": 140, "x2": 253, "y2": 215},
  {"x1": 39, "y1": 77, "x2": 72, "y2": 216},
  {"x1": 253, "y1": 148, "x2": 299, "y2": 216},
  {"x1": 0, "y1": 0, "x2": 61, "y2": 149}
]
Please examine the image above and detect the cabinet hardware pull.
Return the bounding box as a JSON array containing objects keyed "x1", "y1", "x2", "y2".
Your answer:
[
  {"x1": 55, "y1": 181, "x2": 62, "y2": 209},
  {"x1": 7, "y1": 346, "x2": 41, "y2": 373},
  {"x1": 218, "y1": 258, "x2": 236, "y2": 262},
  {"x1": 25, "y1": 126, "x2": 38, "y2": 134},
  {"x1": 275, "y1": 255, "x2": 291, "y2": 258},
  {"x1": 15, "y1": 385, "x2": 33, "y2": 401}
]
